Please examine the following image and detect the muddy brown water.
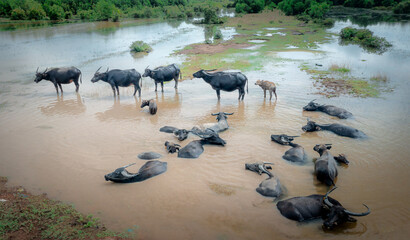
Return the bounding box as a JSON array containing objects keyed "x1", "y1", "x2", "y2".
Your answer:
[{"x1": 0, "y1": 19, "x2": 409, "y2": 239}]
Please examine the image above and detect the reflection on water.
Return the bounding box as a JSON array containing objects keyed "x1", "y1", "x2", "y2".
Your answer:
[
  {"x1": 40, "y1": 94, "x2": 85, "y2": 116},
  {"x1": 96, "y1": 97, "x2": 140, "y2": 122}
]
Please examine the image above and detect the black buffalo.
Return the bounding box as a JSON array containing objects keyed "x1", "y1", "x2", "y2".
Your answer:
[
  {"x1": 271, "y1": 134, "x2": 299, "y2": 145},
  {"x1": 91, "y1": 67, "x2": 142, "y2": 96},
  {"x1": 314, "y1": 144, "x2": 338, "y2": 186},
  {"x1": 178, "y1": 128, "x2": 226, "y2": 159},
  {"x1": 34, "y1": 67, "x2": 82, "y2": 94},
  {"x1": 193, "y1": 70, "x2": 248, "y2": 100},
  {"x1": 277, "y1": 187, "x2": 370, "y2": 230},
  {"x1": 143, "y1": 64, "x2": 181, "y2": 92},
  {"x1": 160, "y1": 126, "x2": 190, "y2": 141},
  {"x1": 302, "y1": 119, "x2": 367, "y2": 138},
  {"x1": 303, "y1": 100, "x2": 353, "y2": 119},
  {"x1": 271, "y1": 134, "x2": 307, "y2": 164},
  {"x1": 245, "y1": 162, "x2": 282, "y2": 198},
  {"x1": 104, "y1": 161, "x2": 167, "y2": 183},
  {"x1": 208, "y1": 112, "x2": 233, "y2": 133},
  {"x1": 165, "y1": 141, "x2": 180, "y2": 153}
]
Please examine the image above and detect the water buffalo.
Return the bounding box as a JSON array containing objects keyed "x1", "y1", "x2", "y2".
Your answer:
[
  {"x1": 302, "y1": 119, "x2": 367, "y2": 138},
  {"x1": 208, "y1": 112, "x2": 233, "y2": 133},
  {"x1": 160, "y1": 126, "x2": 190, "y2": 141},
  {"x1": 193, "y1": 69, "x2": 248, "y2": 100},
  {"x1": 178, "y1": 128, "x2": 226, "y2": 159},
  {"x1": 165, "y1": 141, "x2": 180, "y2": 153},
  {"x1": 277, "y1": 187, "x2": 370, "y2": 230},
  {"x1": 34, "y1": 67, "x2": 82, "y2": 94},
  {"x1": 245, "y1": 162, "x2": 282, "y2": 198},
  {"x1": 271, "y1": 134, "x2": 307, "y2": 164},
  {"x1": 314, "y1": 144, "x2": 338, "y2": 186},
  {"x1": 138, "y1": 152, "x2": 162, "y2": 160},
  {"x1": 91, "y1": 67, "x2": 142, "y2": 96},
  {"x1": 142, "y1": 64, "x2": 181, "y2": 92},
  {"x1": 104, "y1": 161, "x2": 167, "y2": 183},
  {"x1": 141, "y1": 99, "x2": 157, "y2": 115},
  {"x1": 303, "y1": 100, "x2": 353, "y2": 119}
]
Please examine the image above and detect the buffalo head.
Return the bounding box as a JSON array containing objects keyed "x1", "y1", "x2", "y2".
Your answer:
[
  {"x1": 142, "y1": 66, "x2": 151, "y2": 77},
  {"x1": 313, "y1": 144, "x2": 332, "y2": 155},
  {"x1": 193, "y1": 69, "x2": 217, "y2": 78},
  {"x1": 91, "y1": 67, "x2": 108, "y2": 83},
  {"x1": 140, "y1": 99, "x2": 150, "y2": 108},
  {"x1": 211, "y1": 112, "x2": 233, "y2": 121},
  {"x1": 322, "y1": 187, "x2": 370, "y2": 230},
  {"x1": 104, "y1": 163, "x2": 136, "y2": 181},
  {"x1": 34, "y1": 67, "x2": 48, "y2": 83},
  {"x1": 302, "y1": 118, "x2": 320, "y2": 132},
  {"x1": 303, "y1": 99, "x2": 319, "y2": 111},
  {"x1": 173, "y1": 129, "x2": 189, "y2": 141}
]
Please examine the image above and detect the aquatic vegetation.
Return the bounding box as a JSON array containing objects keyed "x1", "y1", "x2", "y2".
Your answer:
[
  {"x1": 370, "y1": 73, "x2": 388, "y2": 82},
  {"x1": 340, "y1": 27, "x2": 392, "y2": 54},
  {"x1": 329, "y1": 64, "x2": 350, "y2": 73},
  {"x1": 130, "y1": 40, "x2": 152, "y2": 53}
]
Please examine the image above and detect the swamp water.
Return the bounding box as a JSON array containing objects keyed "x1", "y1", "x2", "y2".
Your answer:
[{"x1": 0, "y1": 17, "x2": 409, "y2": 239}]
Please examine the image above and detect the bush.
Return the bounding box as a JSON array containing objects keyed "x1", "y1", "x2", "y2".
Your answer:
[
  {"x1": 344, "y1": 0, "x2": 374, "y2": 8},
  {"x1": 234, "y1": 0, "x2": 265, "y2": 13},
  {"x1": 10, "y1": 7, "x2": 26, "y2": 20},
  {"x1": 214, "y1": 29, "x2": 223, "y2": 40},
  {"x1": 94, "y1": 0, "x2": 114, "y2": 21},
  {"x1": 65, "y1": 11, "x2": 72, "y2": 19},
  {"x1": 308, "y1": 1, "x2": 330, "y2": 19},
  {"x1": 78, "y1": 9, "x2": 94, "y2": 20},
  {"x1": 25, "y1": 0, "x2": 46, "y2": 20},
  {"x1": 203, "y1": 7, "x2": 226, "y2": 24},
  {"x1": 48, "y1": 5, "x2": 65, "y2": 20},
  {"x1": 340, "y1": 27, "x2": 392, "y2": 53},
  {"x1": 393, "y1": 0, "x2": 410, "y2": 14},
  {"x1": 112, "y1": 8, "x2": 121, "y2": 22},
  {"x1": 130, "y1": 41, "x2": 152, "y2": 53}
]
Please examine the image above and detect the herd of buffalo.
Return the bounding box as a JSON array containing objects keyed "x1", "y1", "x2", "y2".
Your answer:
[{"x1": 34, "y1": 64, "x2": 370, "y2": 232}]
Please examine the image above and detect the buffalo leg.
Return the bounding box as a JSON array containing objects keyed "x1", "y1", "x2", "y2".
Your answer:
[
  {"x1": 53, "y1": 82, "x2": 59, "y2": 94},
  {"x1": 269, "y1": 90, "x2": 272, "y2": 100},
  {"x1": 161, "y1": 82, "x2": 164, "y2": 92},
  {"x1": 111, "y1": 85, "x2": 116, "y2": 96},
  {"x1": 274, "y1": 88, "x2": 277, "y2": 100},
  {"x1": 241, "y1": 89, "x2": 245, "y2": 101},
  {"x1": 74, "y1": 81, "x2": 79, "y2": 92},
  {"x1": 216, "y1": 89, "x2": 221, "y2": 100},
  {"x1": 155, "y1": 82, "x2": 158, "y2": 92},
  {"x1": 133, "y1": 85, "x2": 137, "y2": 96},
  {"x1": 174, "y1": 77, "x2": 178, "y2": 89},
  {"x1": 115, "y1": 85, "x2": 120, "y2": 96},
  {"x1": 58, "y1": 83, "x2": 63, "y2": 94},
  {"x1": 264, "y1": 89, "x2": 266, "y2": 98}
]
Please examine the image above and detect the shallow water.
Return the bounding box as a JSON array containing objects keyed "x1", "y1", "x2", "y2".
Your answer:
[{"x1": 0, "y1": 18, "x2": 409, "y2": 239}]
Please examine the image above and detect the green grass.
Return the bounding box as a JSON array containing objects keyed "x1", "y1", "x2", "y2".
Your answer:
[
  {"x1": 129, "y1": 40, "x2": 152, "y2": 53},
  {"x1": 329, "y1": 64, "x2": 350, "y2": 73},
  {"x1": 348, "y1": 79, "x2": 380, "y2": 97}
]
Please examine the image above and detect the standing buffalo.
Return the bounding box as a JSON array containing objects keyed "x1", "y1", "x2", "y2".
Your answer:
[
  {"x1": 142, "y1": 64, "x2": 181, "y2": 92},
  {"x1": 193, "y1": 70, "x2": 248, "y2": 100},
  {"x1": 302, "y1": 119, "x2": 367, "y2": 138},
  {"x1": 303, "y1": 100, "x2": 353, "y2": 119},
  {"x1": 34, "y1": 67, "x2": 82, "y2": 94},
  {"x1": 91, "y1": 67, "x2": 142, "y2": 96},
  {"x1": 277, "y1": 187, "x2": 370, "y2": 230}
]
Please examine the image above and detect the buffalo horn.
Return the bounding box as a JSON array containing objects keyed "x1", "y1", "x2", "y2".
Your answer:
[
  {"x1": 36, "y1": 67, "x2": 39, "y2": 73},
  {"x1": 43, "y1": 68, "x2": 48, "y2": 74},
  {"x1": 263, "y1": 162, "x2": 274, "y2": 165},
  {"x1": 145, "y1": 65, "x2": 149, "y2": 70},
  {"x1": 204, "y1": 69, "x2": 217, "y2": 72},
  {"x1": 325, "y1": 144, "x2": 332, "y2": 146},
  {"x1": 223, "y1": 112, "x2": 234, "y2": 115},
  {"x1": 344, "y1": 204, "x2": 371, "y2": 217},
  {"x1": 309, "y1": 99, "x2": 317, "y2": 104},
  {"x1": 95, "y1": 66, "x2": 102, "y2": 74},
  {"x1": 288, "y1": 136, "x2": 300, "y2": 138},
  {"x1": 122, "y1": 162, "x2": 136, "y2": 168},
  {"x1": 106, "y1": 67, "x2": 109, "y2": 73},
  {"x1": 323, "y1": 186, "x2": 338, "y2": 207},
  {"x1": 211, "y1": 113, "x2": 219, "y2": 116}
]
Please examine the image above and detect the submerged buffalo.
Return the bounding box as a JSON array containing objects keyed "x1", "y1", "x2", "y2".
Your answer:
[
  {"x1": 208, "y1": 112, "x2": 233, "y2": 133},
  {"x1": 245, "y1": 162, "x2": 282, "y2": 198},
  {"x1": 143, "y1": 64, "x2": 181, "y2": 92},
  {"x1": 303, "y1": 100, "x2": 353, "y2": 119},
  {"x1": 314, "y1": 144, "x2": 350, "y2": 186},
  {"x1": 138, "y1": 152, "x2": 162, "y2": 160},
  {"x1": 277, "y1": 187, "x2": 370, "y2": 230},
  {"x1": 160, "y1": 126, "x2": 190, "y2": 141},
  {"x1": 302, "y1": 119, "x2": 366, "y2": 138},
  {"x1": 141, "y1": 99, "x2": 157, "y2": 115},
  {"x1": 271, "y1": 134, "x2": 307, "y2": 164},
  {"x1": 193, "y1": 69, "x2": 248, "y2": 100},
  {"x1": 104, "y1": 161, "x2": 167, "y2": 183},
  {"x1": 178, "y1": 128, "x2": 226, "y2": 159},
  {"x1": 34, "y1": 67, "x2": 82, "y2": 94},
  {"x1": 165, "y1": 141, "x2": 180, "y2": 153},
  {"x1": 91, "y1": 67, "x2": 142, "y2": 96}
]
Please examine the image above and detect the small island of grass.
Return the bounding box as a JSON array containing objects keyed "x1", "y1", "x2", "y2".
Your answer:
[
  {"x1": 340, "y1": 27, "x2": 392, "y2": 54},
  {"x1": 130, "y1": 41, "x2": 152, "y2": 53}
]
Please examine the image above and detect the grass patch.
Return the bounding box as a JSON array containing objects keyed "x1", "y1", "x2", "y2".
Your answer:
[
  {"x1": 129, "y1": 40, "x2": 152, "y2": 53},
  {"x1": 0, "y1": 177, "x2": 134, "y2": 239},
  {"x1": 340, "y1": 27, "x2": 392, "y2": 54},
  {"x1": 347, "y1": 79, "x2": 379, "y2": 97},
  {"x1": 329, "y1": 64, "x2": 350, "y2": 73},
  {"x1": 370, "y1": 74, "x2": 388, "y2": 82}
]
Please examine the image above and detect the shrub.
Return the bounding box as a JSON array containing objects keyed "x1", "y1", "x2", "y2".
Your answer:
[
  {"x1": 344, "y1": 0, "x2": 374, "y2": 8},
  {"x1": 393, "y1": 0, "x2": 410, "y2": 14},
  {"x1": 78, "y1": 9, "x2": 94, "y2": 20},
  {"x1": 308, "y1": 1, "x2": 330, "y2": 19},
  {"x1": 48, "y1": 5, "x2": 65, "y2": 20},
  {"x1": 65, "y1": 11, "x2": 72, "y2": 19},
  {"x1": 214, "y1": 29, "x2": 223, "y2": 40},
  {"x1": 234, "y1": 0, "x2": 265, "y2": 13},
  {"x1": 25, "y1": 0, "x2": 46, "y2": 20},
  {"x1": 94, "y1": 0, "x2": 114, "y2": 21},
  {"x1": 203, "y1": 7, "x2": 225, "y2": 24},
  {"x1": 11, "y1": 7, "x2": 26, "y2": 20},
  {"x1": 340, "y1": 27, "x2": 392, "y2": 53},
  {"x1": 130, "y1": 41, "x2": 152, "y2": 53},
  {"x1": 112, "y1": 8, "x2": 121, "y2": 22}
]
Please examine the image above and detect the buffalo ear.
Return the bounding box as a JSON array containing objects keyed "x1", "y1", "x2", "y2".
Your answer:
[
  {"x1": 326, "y1": 145, "x2": 332, "y2": 150},
  {"x1": 347, "y1": 216, "x2": 357, "y2": 222},
  {"x1": 316, "y1": 126, "x2": 321, "y2": 130}
]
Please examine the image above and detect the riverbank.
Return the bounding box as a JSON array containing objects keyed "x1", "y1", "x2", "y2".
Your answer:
[{"x1": 0, "y1": 176, "x2": 134, "y2": 239}]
